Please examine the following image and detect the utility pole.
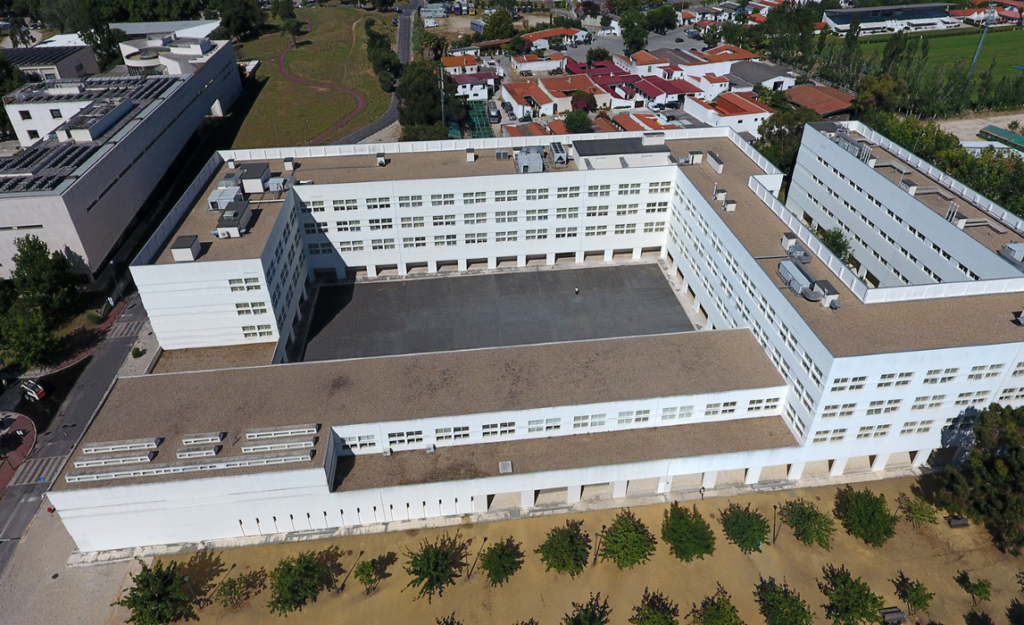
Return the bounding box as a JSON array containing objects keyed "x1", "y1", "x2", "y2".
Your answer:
[
  {"x1": 439, "y1": 62, "x2": 446, "y2": 127},
  {"x1": 968, "y1": 4, "x2": 997, "y2": 78}
]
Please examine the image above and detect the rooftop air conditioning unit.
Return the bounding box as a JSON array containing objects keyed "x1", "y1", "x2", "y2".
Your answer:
[
  {"x1": 376, "y1": 152, "x2": 386, "y2": 167},
  {"x1": 466, "y1": 148, "x2": 476, "y2": 163},
  {"x1": 284, "y1": 157, "x2": 295, "y2": 171}
]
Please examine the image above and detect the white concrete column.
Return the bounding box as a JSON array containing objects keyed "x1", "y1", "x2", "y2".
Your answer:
[
  {"x1": 545, "y1": 252, "x2": 555, "y2": 265},
  {"x1": 701, "y1": 471, "x2": 717, "y2": 489},
  {"x1": 657, "y1": 476, "x2": 673, "y2": 494},
  {"x1": 659, "y1": 245, "x2": 668, "y2": 259},
  {"x1": 517, "y1": 254, "x2": 526, "y2": 267},
  {"x1": 632, "y1": 247, "x2": 642, "y2": 259},
  {"x1": 870, "y1": 453, "x2": 890, "y2": 472},
  {"x1": 787, "y1": 462, "x2": 805, "y2": 481},
  {"x1": 458, "y1": 258, "x2": 468, "y2": 271},
  {"x1": 367, "y1": 265, "x2": 378, "y2": 278},
  {"x1": 520, "y1": 490, "x2": 535, "y2": 510},
  {"x1": 398, "y1": 263, "x2": 408, "y2": 276},
  {"x1": 744, "y1": 466, "x2": 762, "y2": 485},
  {"x1": 911, "y1": 449, "x2": 934, "y2": 467},
  {"x1": 575, "y1": 251, "x2": 585, "y2": 263},
  {"x1": 428, "y1": 260, "x2": 438, "y2": 273},
  {"x1": 472, "y1": 495, "x2": 488, "y2": 513},
  {"x1": 829, "y1": 457, "x2": 849, "y2": 477},
  {"x1": 611, "y1": 480, "x2": 628, "y2": 499},
  {"x1": 604, "y1": 249, "x2": 614, "y2": 261},
  {"x1": 566, "y1": 485, "x2": 582, "y2": 505},
  {"x1": 487, "y1": 257, "x2": 497, "y2": 269}
]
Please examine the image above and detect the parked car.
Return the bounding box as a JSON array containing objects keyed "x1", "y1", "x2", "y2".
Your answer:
[
  {"x1": 519, "y1": 114, "x2": 532, "y2": 122},
  {"x1": 675, "y1": 37, "x2": 685, "y2": 42},
  {"x1": 20, "y1": 380, "x2": 46, "y2": 402},
  {"x1": 687, "y1": 29, "x2": 702, "y2": 39},
  {"x1": 501, "y1": 101, "x2": 513, "y2": 112}
]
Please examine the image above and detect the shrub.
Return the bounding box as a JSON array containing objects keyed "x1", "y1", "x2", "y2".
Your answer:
[
  {"x1": 688, "y1": 584, "x2": 744, "y2": 625},
  {"x1": 354, "y1": 559, "x2": 379, "y2": 594},
  {"x1": 834, "y1": 486, "x2": 899, "y2": 547},
  {"x1": 563, "y1": 592, "x2": 612, "y2": 625},
  {"x1": 780, "y1": 499, "x2": 834, "y2": 550},
  {"x1": 817, "y1": 564, "x2": 884, "y2": 625},
  {"x1": 215, "y1": 568, "x2": 267, "y2": 612},
  {"x1": 479, "y1": 536, "x2": 524, "y2": 587},
  {"x1": 890, "y1": 571, "x2": 932, "y2": 615},
  {"x1": 719, "y1": 504, "x2": 769, "y2": 554},
  {"x1": 895, "y1": 493, "x2": 937, "y2": 529},
  {"x1": 86, "y1": 311, "x2": 103, "y2": 325},
  {"x1": 112, "y1": 559, "x2": 196, "y2": 624},
  {"x1": 629, "y1": 587, "x2": 679, "y2": 625},
  {"x1": 131, "y1": 347, "x2": 146, "y2": 359},
  {"x1": 599, "y1": 510, "x2": 656, "y2": 569},
  {"x1": 955, "y1": 571, "x2": 991, "y2": 608},
  {"x1": 535, "y1": 519, "x2": 591, "y2": 578},
  {"x1": 404, "y1": 533, "x2": 465, "y2": 602},
  {"x1": 267, "y1": 552, "x2": 325, "y2": 615},
  {"x1": 754, "y1": 576, "x2": 813, "y2": 625},
  {"x1": 661, "y1": 503, "x2": 716, "y2": 562}
]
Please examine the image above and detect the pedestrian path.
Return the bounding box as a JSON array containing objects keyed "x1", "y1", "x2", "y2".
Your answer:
[
  {"x1": 107, "y1": 321, "x2": 141, "y2": 339},
  {"x1": 9, "y1": 456, "x2": 63, "y2": 487}
]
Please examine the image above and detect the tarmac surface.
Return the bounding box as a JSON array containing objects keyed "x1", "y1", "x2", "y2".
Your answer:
[{"x1": 302, "y1": 264, "x2": 694, "y2": 361}]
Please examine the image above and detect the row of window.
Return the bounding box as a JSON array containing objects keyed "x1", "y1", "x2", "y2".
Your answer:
[
  {"x1": 812, "y1": 420, "x2": 935, "y2": 444},
  {"x1": 829, "y1": 364, "x2": 1006, "y2": 393},
  {"x1": 236, "y1": 302, "x2": 268, "y2": 315},
  {"x1": 241, "y1": 324, "x2": 273, "y2": 338},
  {"x1": 228, "y1": 277, "x2": 261, "y2": 292}
]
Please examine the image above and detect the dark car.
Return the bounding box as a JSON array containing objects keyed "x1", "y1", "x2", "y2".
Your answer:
[
  {"x1": 520, "y1": 114, "x2": 533, "y2": 122},
  {"x1": 675, "y1": 37, "x2": 684, "y2": 42},
  {"x1": 501, "y1": 101, "x2": 513, "y2": 112}
]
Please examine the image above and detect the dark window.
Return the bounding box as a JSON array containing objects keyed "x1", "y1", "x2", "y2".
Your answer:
[
  {"x1": 27, "y1": 130, "x2": 39, "y2": 139},
  {"x1": 18, "y1": 110, "x2": 31, "y2": 120},
  {"x1": 49, "y1": 109, "x2": 62, "y2": 119}
]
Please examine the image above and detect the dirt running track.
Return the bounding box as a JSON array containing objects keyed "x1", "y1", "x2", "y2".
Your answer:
[{"x1": 277, "y1": 16, "x2": 367, "y2": 145}]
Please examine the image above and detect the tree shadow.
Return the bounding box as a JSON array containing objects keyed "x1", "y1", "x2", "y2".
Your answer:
[
  {"x1": 909, "y1": 473, "x2": 945, "y2": 505},
  {"x1": 833, "y1": 484, "x2": 853, "y2": 519},
  {"x1": 373, "y1": 551, "x2": 398, "y2": 582},
  {"x1": 965, "y1": 612, "x2": 995, "y2": 625},
  {"x1": 179, "y1": 550, "x2": 226, "y2": 608},
  {"x1": 295, "y1": 39, "x2": 314, "y2": 48},
  {"x1": 441, "y1": 531, "x2": 470, "y2": 577},
  {"x1": 1008, "y1": 599, "x2": 1024, "y2": 625},
  {"x1": 313, "y1": 545, "x2": 345, "y2": 590}
]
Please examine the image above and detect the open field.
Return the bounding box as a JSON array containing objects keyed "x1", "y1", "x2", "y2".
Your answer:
[
  {"x1": 860, "y1": 28, "x2": 1024, "y2": 85},
  {"x1": 232, "y1": 7, "x2": 392, "y2": 148},
  {"x1": 151, "y1": 475, "x2": 1023, "y2": 625}
]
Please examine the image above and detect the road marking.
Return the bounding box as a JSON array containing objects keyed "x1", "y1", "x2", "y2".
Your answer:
[
  {"x1": 9, "y1": 456, "x2": 64, "y2": 487},
  {"x1": 107, "y1": 321, "x2": 141, "y2": 339}
]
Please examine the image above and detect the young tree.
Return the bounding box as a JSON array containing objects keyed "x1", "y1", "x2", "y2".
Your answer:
[
  {"x1": 571, "y1": 90, "x2": 597, "y2": 112},
  {"x1": 404, "y1": 533, "x2": 464, "y2": 602},
  {"x1": 890, "y1": 571, "x2": 932, "y2": 616},
  {"x1": 535, "y1": 519, "x2": 591, "y2": 578},
  {"x1": 267, "y1": 552, "x2": 325, "y2": 615},
  {"x1": 688, "y1": 584, "x2": 744, "y2": 625},
  {"x1": 2, "y1": 300, "x2": 55, "y2": 368},
  {"x1": 270, "y1": 0, "x2": 296, "y2": 20},
  {"x1": 719, "y1": 504, "x2": 769, "y2": 554},
  {"x1": 10, "y1": 235, "x2": 78, "y2": 328},
  {"x1": 354, "y1": 559, "x2": 381, "y2": 594},
  {"x1": 955, "y1": 571, "x2": 991, "y2": 608},
  {"x1": 280, "y1": 17, "x2": 305, "y2": 45},
  {"x1": 817, "y1": 564, "x2": 884, "y2": 625},
  {"x1": 215, "y1": 568, "x2": 267, "y2": 612},
  {"x1": 895, "y1": 493, "x2": 937, "y2": 529},
  {"x1": 619, "y1": 9, "x2": 647, "y2": 53},
  {"x1": 817, "y1": 227, "x2": 851, "y2": 265},
  {"x1": 630, "y1": 588, "x2": 680, "y2": 625},
  {"x1": 564, "y1": 592, "x2": 612, "y2": 625},
  {"x1": 479, "y1": 536, "x2": 524, "y2": 587},
  {"x1": 587, "y1": 47, "x2": 612, "y2": 63},
  {"x1": 754, "y1": 576, "x2": 814, "y2": 625},
  {"x1": 661, "y1": 503, "x2": 716, "y2": 562},
  {"x1": 599, "y1": 510, "x2": 657, "y2": 569},
  {"x1": 564, "y1": 109, "x2": 592, "y2": 134},
  {"x1": 780, "y1": 499, "x2": 834, "y2": 550},
  {"x1": 834, "y1": 486, "x2": 899, "y2": 548},
  {"x1": 112, "y1": 558, "x2": 196, "y2": 625},
  {"x1": 484, "y1": 8, "x2": 517, "y2": 40}
]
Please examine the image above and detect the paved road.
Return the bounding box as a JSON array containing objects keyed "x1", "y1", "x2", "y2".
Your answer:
[
  {"x1": 337, "y1": 1, "x2": 420, "y2": 144},
  {"x1": 0, "y1": 298, "x2": 148, "y2": 579}
]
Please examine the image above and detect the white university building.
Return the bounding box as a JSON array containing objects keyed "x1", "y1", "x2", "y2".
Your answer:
[{"x1": 45, "y1": 123, "x2": 1024, "y2": 554}]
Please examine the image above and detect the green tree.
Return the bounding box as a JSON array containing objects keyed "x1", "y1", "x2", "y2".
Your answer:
[
  {"x1": 0, "y1": 55, "x2": 25, "y2": 140},
  {"x1": 79, "y1": 23, "x2": 129, "y2": 72},
  {"x1": 630, "y1": 588, "x2": 679, "y2": 625},
  {"x1": 564, "y1": 592, "x2": 612, "y2": 625},
  {"x1": 661, "y1": 503, "x2": 716, "y2": 562},
  {"x1": 754, "y1": 576, "x2": 814, "y2": 625},
  {"x1": 112, "y1": 558, "x2": 196, "y2": 625},
  {"x1": 719, "y1": 504, "x2": 769, "y2": 554},
  {"x1": 269, "y1": 0, "x2": 295, "y2": 19},
  {"x1": 817, "y1": 564, "x2": 884, "y2": 625},
  {"x1": 619, "y1": 9, "x2": 647, "y2": 53},
  {"x1": 571, "y1": 90, "x2": 597, "y2": 111},
  {"x1": 216, "y1": 0, "x2": 266, "y2": 40},
  {"x1": 404, "y1": 533, "x2": 464, "y2": 602},
  {"x1": 688, "y1": 584, "x2": 744, "y2": 625},
  {"x1": 479, "y1": 536, "x2": 524, "y2": 587},
  {"x1": 599, "y1": 509, "x2": 657, "y2": 569},
  {"x1": 401, "y1": 122, "x2": 451, "y2": 141},
  {"x1": 2, "y1": 300, "x2": 54, "y2": 368},
  {"x1": 834, "y1": 486, "x2": 899, "y2": 548},
  {"x1": 754, "y1": 107, "x2": 823, "y2": 183},
  {"x1": 600, "y1": 14, "x2": 612, "y2": 28},
  {"x1": 484, "y1": 8, "x2": 517, "y2": 39},
  {"x1": 280, "y1": 17, "x2": 304, "y2": 45},
  {"x1": 371, "y1": 0, "x2": 396, "y2": 11},
  {"x1": 817, "y1": 227, "x2": 851, "y2": 265},
  {"x1": 564, "y1": 109, "x2": 592, "y2": 134},
  {"x1": 535, "y1": 519, "x2": 591, "y2": 578},
  {"x1": 895, "y1": 493, "x2": 937, "y2": 529},
  {"x1": 587, "y1": 47, "x2": 611, "y2": 63},
  {"x1": 267, "y1": 552, "x2": 325, "y2": 615},
  {"x1": 10, "y1": 235, "x2": 78, "y2": 328},
  {"x1": 8, "y1": 19, "x2": 32, "y2": 48},
  {"x1": 354, "y1": 559, "x2": 380, "y2": 594},
  {"x1": 645, "y1": 5, "x2": 676, "y2": 33},
  {"x1": 215, "y1": 568, "x2": 267, "y2": 612},
  {"x1": 890, "y1": 571, "x2": 932, "y2": 616},
  {"x1": 955, "y1": 571, "x2": 991, "y2": 608},
  {"x1": 780, "y1": 499, "x2": 835, "y2": 550},
  {"x1": 704, "y1": 24, "x2": 723, "y2": 47},
  {"x1": 853, "y1": 74, "x2": 907, "y2": 115},
  {"x1": 397, "y1": 59, "x2": 466, "y2": 128}
]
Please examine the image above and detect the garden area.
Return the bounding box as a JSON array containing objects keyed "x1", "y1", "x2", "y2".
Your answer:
[{"x1": 126, "y1": 474, "x2": 1024, "y2": 625}]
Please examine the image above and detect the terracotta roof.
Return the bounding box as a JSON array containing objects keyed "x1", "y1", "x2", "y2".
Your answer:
[
  {"x1": 784, "y1": 84, "x2": 854, "y2": 116},
  {"x1": 703, "y1": 73, "x2": 729, "y2": 83},
  {"x1": 714, "y1": 91, "x2": 773, "y2": 116},
  {"x1": 503, "y1": 81, "x2": 553, "y2": 106},
  {"x1": 679, "y1": 11, "x2": 696, "y2": 18},
  {"x1": 751, "y1": 14, "x2": 767, "y2": 22},
  {"x1": 631, "y1": 50, "x2": 668, "y2": 65},
  {"x1": 522, "y1": 27, "x2": 582, "y2": 42},
  {"x1": 696, "y1": 18, "x2": 717, "y2": 27},
  {"x1": 699, "y1": 44, "x2": 759, "y2": 63},
  {"x1": 948, "y1": 8, "x2": 984, "y2": 15},
  {"x1": 814, "y1": 21, "x2": 827, "y2": 28},
  {"x1": 547, "y1": 119, "x2": 569, "y2": 134},
  {"x1": 547, "y1": 52, "x2": 566, "y2": 60},
  {"x1": 613, "y1": 113, "x2": 645, "y2": 131},
  {"x1": 442, "y1": 55, "x2": 477, "y2": 68},
  {"x1": 453, "y1": 71, "x2": 498, "y2": 84},
  {"x1": 592, "y1": 117, "x2": 619, "y2": 132}
]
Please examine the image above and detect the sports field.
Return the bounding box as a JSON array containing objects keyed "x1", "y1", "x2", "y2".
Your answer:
[{"x1": 861, "y1": 28, "x2": 1024, "y2": 84}]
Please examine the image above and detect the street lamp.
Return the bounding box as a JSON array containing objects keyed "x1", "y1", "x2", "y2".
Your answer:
[
  {"x1": 304, "y1": 119, "x2": 310, "y2": 145},
  {"x1": 592, "y1": 524, "x2": 606, "y2": 567},
  {"x1": 773, "y1": 504, "x2": 778, "y2": 545},
  {"x1": 183, "y1": 575, "x2": 197, "y2": 604}
]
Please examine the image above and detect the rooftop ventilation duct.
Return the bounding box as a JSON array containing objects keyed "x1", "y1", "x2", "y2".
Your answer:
[
  {"x1": 707, "y1": 150, "x2": 724, "y2": 174},
  {"x1": 466, "y1": 148, "x2": 476, "y2": 163},
  {"x1": 641, "y1": 131, "x2": 665, "y2": 146},
  {"x1": 284, "y1": 157, "x2": 295, "y2": 171},
  {"x1": 170, "y1": 235, "x2": 200, "y2": 262},
  {"x1": 376, "y1": 152, "x2": 386, "y2": 167}
]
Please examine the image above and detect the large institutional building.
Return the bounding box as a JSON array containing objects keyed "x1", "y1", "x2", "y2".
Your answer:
[{"x1": 46, "y1": 122, "x2": 1024, "y2": 554}]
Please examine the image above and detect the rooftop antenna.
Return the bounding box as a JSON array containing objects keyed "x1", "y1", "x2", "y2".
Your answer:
[{"x1": 968, "y1": 3, "x2": 998, "y2": 78}]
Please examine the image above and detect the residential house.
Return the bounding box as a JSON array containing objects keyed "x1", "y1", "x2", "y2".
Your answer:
[
  {"x1": 522, "y1": 27, "x2": 588, "y2": 50},
  {"x1": 442, "y1": 55, "x2": 479, "y2": 75},
  {"x1": 539, "y1": 75, "x2": 612, "y2": 111},
  {"x1": 682, "y1": 91, "x2": 773, "y2": 137},
  {"x1": 511, "y1": 53, "x2": 567, "y2": 74},
  {"x1": 501, "y1": 81, "x2": 556, "y2": 117},
  {"x1": 727, "y1": 60, "x2": 797, "y2": 91},
  {"x1": 784, "y1": 84, "x2": 855, "y2": 118},
  {"x1": 454, "y1": 72, "x2": 499, "y2": 101}
]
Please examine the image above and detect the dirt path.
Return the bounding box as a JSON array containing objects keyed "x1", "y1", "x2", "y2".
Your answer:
[
  {"x1": 276, "y1": 16, "x2": 367, "y2": 146},
  {"x1": 938, "y1": 110, "x2": 1024, "y2": 142}
]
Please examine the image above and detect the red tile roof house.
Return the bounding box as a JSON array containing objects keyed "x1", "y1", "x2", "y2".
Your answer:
[
  {"x1": 634, "y1": 75, "x2": 702, "y2": 106},
  {"x1": 521, "y1": 27, "x2": 588, "y2": 50},
  {"x1": 501, "y1": 81, "x2": 556, "y2": 118},
  {"x1": 784, "y1": 84, "x2": 855, "y2": 118},
  {"x1": 441, "y1": 55, "x2": 478, "y2": 75},
  {"x1": 539, "y1": 74, "x2": 612, "y2": 111},
  {"x1": 453, "y1": 72, "x2": 499, "y2": 101},
  {"x1": 613, "y1": 51, "x2": 670, "y2": 76},
  {"x1": 592, "y1": 116, "x2": 619, "y2": 132},
  {"x1": 511, "y1": 52, "x2": 567, "y2": 74},
  {"x1": 682, "y1": 91, "x2": 774, "y2": 137},
  {"x1": 502, "y1": 122, "x2": 551, "y2": 137}
]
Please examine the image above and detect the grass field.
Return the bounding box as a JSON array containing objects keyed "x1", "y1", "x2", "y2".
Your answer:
[
  {"x1": 860, "y1": 28, "x2": 1024, "y2": 85},
  {"x1": 231, "y1": 7, "x2": 393, "y2": 148}
]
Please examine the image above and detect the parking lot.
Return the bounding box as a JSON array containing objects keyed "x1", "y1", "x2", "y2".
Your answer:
[{"x1": 560, "y1": 27, "x2": 708, "y2": 63}]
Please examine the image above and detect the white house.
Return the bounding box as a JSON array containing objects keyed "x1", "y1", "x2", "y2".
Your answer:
[{"x1": 683, "y1": 92, "x2": 774, "y2": 137}]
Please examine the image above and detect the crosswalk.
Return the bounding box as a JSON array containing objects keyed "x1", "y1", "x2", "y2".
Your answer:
[
  {"x1": 107, "y1": 321, "x2": 141, "y2": 339},
  {"x1": 9, "y1": 456, "x2": 65, "y2": 487}
]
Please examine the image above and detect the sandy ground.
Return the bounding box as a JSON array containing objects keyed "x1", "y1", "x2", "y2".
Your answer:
[
  {"x1": 0, "y1": 504, "x2": 139, "y2": 625},
  {"x1": 938, "y1": 110, "x2": 1024, "y2": 142},
  {"x1": 428, "y1": 13, "x2": 556, "y2": 40},
  {"x1": 143, "y1": 475, "x2": 1022, "y2": 625}
]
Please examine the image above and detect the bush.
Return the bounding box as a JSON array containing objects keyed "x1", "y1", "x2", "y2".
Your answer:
[
  {"x1": 86, "y1": 311, "x2": 104, "y2": 325},
  {"x1": 661, "y1": 503, "x2": 716, "y2": 562},
  {"x1": 629, "y1": 588, "x2": 679, "y2": 625},
  {"x1": 688, "y1": 584, "x2": 744, "y2": 625},
  {"x1": 834, "y1": 486, "x2": 899, "y2": 547},
  {"x1": 896, "y1": 493, "x2": 937, "y2": 529},
  {"x1": 404, "y1": 532, "x2": 465, "y2": 602},
  {"x1": 817, "y1": 564, "x2": 884, "y2": 625},
  {"x1": 599, "y1": 510, "x2": 656, "y2": 569},
  {"x1": 479, "y1": 536, "x2": 523, "y2": 587},
  {"x1": 131, "y1": 347, "x2": 146, "y2": 359},
  {"x1": 267, "y1": 552, "x2": 325, "y2": 615},
  {"x1": 354, "y1": 560, "x2": 380, "y2": 594},
  {"x1": 215, "y1": 568, "x2": 267, "y2": 612},
  {"x1": 890, "y1": 571, "x2": 932, "y2": 615},
  {"x1": 754, "y1": 576, "x2": 813, "y2": 625},
  {"x1": 780, "y1": 499, "x2": 834, "y2": 550},
  {"x1": 112, "y1": 558, "x2": 196, "y2": 624},
  {"x1": 563, "y1": 592, "x2": 612, "y2": 625},
  {"x1": 719, "y1": 504, "x2": 769, "y2": 554},
  {"x1": 535, "y1": 519, "x2": 591, "y2": 578}
]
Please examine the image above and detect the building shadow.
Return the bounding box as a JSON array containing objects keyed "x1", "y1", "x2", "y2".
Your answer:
[{"x1": 305, "y1": 281, "x2": 356, "y2": 344}]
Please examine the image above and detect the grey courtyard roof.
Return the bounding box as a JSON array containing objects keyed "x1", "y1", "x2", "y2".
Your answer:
[
  {"x1": 727, "y1": 61, "x2": 793, "y2": 86},
  {"x1": 109, "y1": 20, "x2": 220, "y2": 35}
]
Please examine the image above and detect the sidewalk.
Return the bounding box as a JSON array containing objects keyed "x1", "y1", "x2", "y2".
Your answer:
[{"x1": 0, "y1": 413, "x2": 36, "y2": 496}]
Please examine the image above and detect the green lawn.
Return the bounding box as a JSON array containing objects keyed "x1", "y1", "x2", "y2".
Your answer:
[
  {"x1": 232, "y1": 7, "x2": 393, "y2": 148},
  {"x1": 860, "y1": 28, "x2": 1024, "y2": 84}
]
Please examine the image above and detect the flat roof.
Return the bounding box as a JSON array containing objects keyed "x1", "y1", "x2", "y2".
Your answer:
[
  {"x1": 151, "y1": 342, "x2": 276, "y2": 374},
  {"x1": 335, "y1": 415, "x2": 797, "y2": 491},
  {"x1": 1, "y1": 46, "x2": 88, "y2": 67},
  {"x1": 56, "y1": 330, "x2": 785, "y2": 490},
  {"x1": 574, "y1": 136, "x2": 670, "y2": 156},
  {"x1": 672, "y1": 136, "x2": 1024, "y2": 357}
]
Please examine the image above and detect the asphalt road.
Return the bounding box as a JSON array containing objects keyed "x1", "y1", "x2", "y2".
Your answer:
[
  {"x1": 0, "y1": 297, "x2": 148, "y2": 579},
  {"x1": 337, "y1": 1, "x2": 420, "y2": 144}
]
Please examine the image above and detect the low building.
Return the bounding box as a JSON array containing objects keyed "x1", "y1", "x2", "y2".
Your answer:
[
  {"x1": 420, "y1": 3, "x2": 448, "y2": 18},
  {"x1": 471, "y1": 18, "x2": 486, "y2": 34},
  {"x1": 785, "y1": 84, "x2": 855, "y2": 118},
  {"x1": 454, "y1": 72, "x2": 498, "y2": 101},
  {"x1": 522, "y1": 27, "x2": 588, "y2": 50},
  {"x1": 726, "y1": 60, "x2": 796, "y2": 92},
  {"x1": 442, "y1": 55, "x2": 478, "y2": 75},
  {"x1": 683, "y1": 91, "x2": 773, "y2": 137},
  {"x1": 0, "y1": 46, "x2": 98, "y2": 81},
  {"x1": 501, "y1": 81, "x2": 556, "y2": 117},
  {"x1": 511, "y1": 53, "x2": 566, "y2": 74},
  {"x1": 823, "y1": 3, "x2": 957, "y2": 35},
  {"x1": 109, "y1": 19, "x2": 221, "y2": 39},
  {"x1": 502, "y1": 122, "x2": 550, "y2": 137},
  {"x1": 539, "y1": 75, "x2": 611, "y2": 111}
]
